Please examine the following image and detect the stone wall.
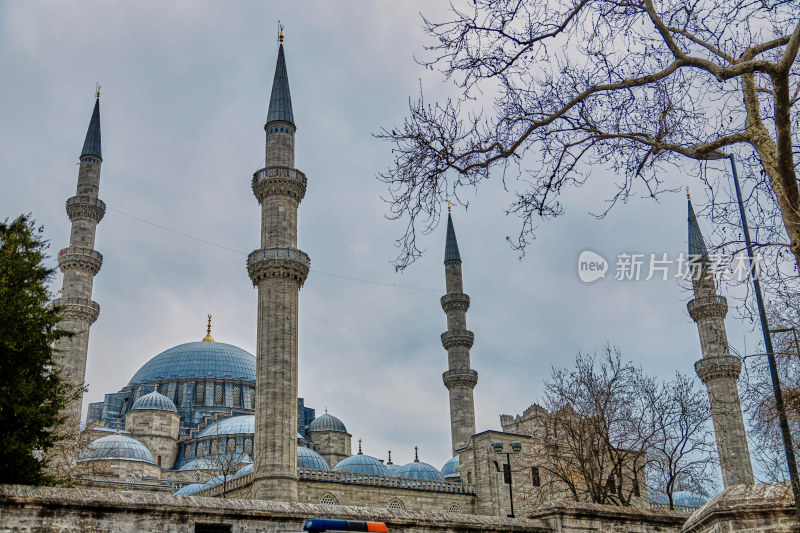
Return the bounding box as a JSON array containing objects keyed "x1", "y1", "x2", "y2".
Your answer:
[
  {"x1": 531, "y1": 500, "x2": 686, "y2": 533},
  {"x1": 125, "y1": 409, "x2": 180, "y2": 469},
  {"x1": 0, "y1": 484, "x2": 546, "y2": 533}
]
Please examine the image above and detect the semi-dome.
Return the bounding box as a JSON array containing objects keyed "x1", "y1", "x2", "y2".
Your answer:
[
  {"x1": 396, "y1": 460, "x2": 444, "y2": 482},
  {"x1": 307, "y1": 412, "x2": 347, "y2": 433},
  {"x1": 81, "y1": 435, "x2": 155, "y2": 464},
  {"x1": 441, "y1": 455, "x2": 460, "y2": 480},
  {"x1": 196, "y1": 415, "x2": 254, "y2": 438},
  {"x1": 334, "y1": 453, "x2": 390, "y2": 476},
  {"x1": 131, "y1": 390, "x2": 177, "y2": 413},
  {"x1": 127, "y1": 341, "x2": 255, "y2": 388},
  {"x1": 298, "y1": 446, "x2": 330, "y2": 470}
]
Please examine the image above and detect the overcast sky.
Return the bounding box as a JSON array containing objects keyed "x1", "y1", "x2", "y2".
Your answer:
[{"x1": 0, "y1": 2, "x2": 764, "y2": 483}]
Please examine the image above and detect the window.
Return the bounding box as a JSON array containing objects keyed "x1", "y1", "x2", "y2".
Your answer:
[
  {"x1": 233, "y1": 385, "x2": 241, "y2": 408},
  {"x1": 531, "y1": 467, "x2": 541, "y2": 487},
  {"x1": 227, "y1": 438, "x2": 236, "y2": 454},
  {"x1": 607, "y1": 474, "x2": 617, "y2": 495},
  {"x1": 214, "y1": 384, "x2": 223, "y2": 406},
  {"x1": 159, "y1": 383, "x2": 169, "y2": 396},
  {"x1": 320, "y1": 494, "x2": 336, "y2": 505},
  {"x1": 196, "y1": 383, "x2": 205, "y2": 405},
  {"x1": 448, "y1": 504, "x2": 461, "y2": 513},
  {"x1": 467, "y1": 472, "x2": 472, "y2": 484},
  {"x1": 176, "y1": 384, "x2": 183, "y2": 406},
  {"x1": 211, "y1": 439, "x2": 219, "y2": 455},
  {"x1": 388, "y1": 500, "x2": 404, "y2": 511},
  {"x1": 249, "y1": 389, "x2": 255, "y2": 408},
  {"x1": 244, "y1": 438, "x2": 253, "y2": 454},
  {"x1": 125, "y1": 476, "x2": 135, "y2": 484}
]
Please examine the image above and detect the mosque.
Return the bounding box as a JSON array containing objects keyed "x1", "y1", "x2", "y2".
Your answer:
[{"x1": 53, "y1": 28, "x2": 752, "y2": 518}]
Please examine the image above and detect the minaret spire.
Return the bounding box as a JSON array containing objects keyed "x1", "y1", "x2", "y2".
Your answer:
[
  {"x1": 686, "y1": 196, "x2": 753, "y2": 487},
  {"x1": 441, "y1": 210, "x2": 478, "y2": 455},
  {"x1": 249, "y1": 32, "x2": 309, "y2": 501},
  {"x1": 54, "y1": 92, "x2": 107, "y2": 433}
]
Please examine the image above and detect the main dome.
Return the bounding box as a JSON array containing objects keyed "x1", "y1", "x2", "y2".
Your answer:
[{"x1": 127, "y1": 341, "x2": 255, "y2": 388}]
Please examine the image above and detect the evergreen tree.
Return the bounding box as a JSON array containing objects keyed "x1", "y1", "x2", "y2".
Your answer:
[{"x1": 0, "y1": 214, "x2": 80, "y2": 485}]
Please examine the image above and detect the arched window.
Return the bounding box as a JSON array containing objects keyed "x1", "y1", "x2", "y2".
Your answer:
[
  {"x1": 388, "y1": 500, "x2": 404, "y2": 511},
  {"x1": 211, "y1": 439, "x2": 219, "y2": 455},
  {"x1": 320, "y1": 494, "x2": 337, "y2": 505},
  {"x1": 244, "y1": 438, "x2": 253, "y2": 454},
  {"x1": 125, "y1": 476, "x2": 135, "y2": 484},
  {"x1": 176, "y1": 383, "x2": 184, "y2": 406},
  {"x1": 448, "y1": 504, "x2": 461, "y2": 513},
  {"x1": 249, "y1": 389, "x2": 255, "y2": 408},
  {"x1": 233, "y1": 385, "x2": 241, "y2": 408},
  {"x1": 196, "y1": 383, "x2": 205, "y2": 405},
  {"x1": 227, "y1": 438, "x2": 236, "y2": 454},
  {"x1": 214, "y1": 384, "x2": 223, "y2": 406}
]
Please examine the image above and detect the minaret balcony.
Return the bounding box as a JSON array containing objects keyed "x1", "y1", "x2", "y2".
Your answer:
[
  {"x1": 442, "y1": 369, "x2": 478, "y2": 390},
  {"x1": 441, "y1": 293, "x2": 470, "y2": 313},
  {"x1": 695, "y1": 355, "x2": 742, "y2": 383},
  {"x1": 252, "y1": 166, "x2": 307, "y2": 203},
  {"x1": 58, "y1": 247, "x2": 102, "y2": 275},
  {"x1": 52, "y1": 297, "x2": 100, "y2": 324},
  {"x1": 247, "y1": 246, "x2": 310, "y2": 287},
  {"x1": 441, "y1": 329, "x2": 474, "y2": 350},
  {"x1": 66, "y1": 195, "x2": 106, "y2": 223},
  {"x1": 687, "y1": 295, "x2": 728, "y2": 321}
]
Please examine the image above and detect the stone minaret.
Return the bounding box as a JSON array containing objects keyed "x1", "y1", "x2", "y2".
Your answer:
[
  {"x1": 687, "y1": 195, "x2": 753, "y2": 487},
  {"x1": 441, "y1": 209, "x2": 478, "y2": 454},
  {"x1": 247, "y1": 28, "x2": 309, "y2": 501},
  {"x1": 54, "y1": 91, "x2": 105, "y2": 431}
]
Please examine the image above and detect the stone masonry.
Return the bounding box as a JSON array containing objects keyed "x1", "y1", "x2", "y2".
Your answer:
[
  {"x1": 125, "y1": 407, "x2": 180, "y2": 469},
  {"x1": 441, "y1": 211, "x2": 478, "y2": 455},
  {"x1": 53, "y1": 93, "x2": 105, "y2": 432},
  {"x1": 247, "y1": 29, "x2": 309, "y2": 501},
  {"x1": 687, "y1": 196, "x2": 753, "y2": 487}
]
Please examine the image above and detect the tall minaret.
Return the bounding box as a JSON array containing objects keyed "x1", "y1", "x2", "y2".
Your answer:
[
  {"x1": 247, "y1": 27, "x2": 308, "y2": 501},
  {"x1": 441, "y1": 208, "x2": 478, "y2": 454},
  {"x1": 54, "y1": 89, "x2": 105, "y2": 432},
  {"x1": 687, "y1": 194, "x2": 753, "y2": 487}
]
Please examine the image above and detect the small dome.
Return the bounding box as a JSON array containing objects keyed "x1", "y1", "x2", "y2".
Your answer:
[
  {"x1": 177, "y1": 458, "x2": 219, "y2": 471},
  {"x1": 174, "y1": 483, "x2": 206, "y2": 496},
  {"x1": 298, "y1": 446, "x2": 330, "y2": 470},
  {"x1": 396, "y1": 460, "x2": 444, "y2": 482},
  {"x1": 81, "y1": 435, "x2": 155, "y2": 464},
  {"x1": 441, "y1": 455, "x2": 460, "y2": 480},
  {"x1": 131, "y1": 391, "x2": 177, "y2": 413},
  {"x1": 334, "y1": 454, "x2": 389, "y2": 476},
  {"x1": 307, "y1": 413, "x2": 347, "y2": 433},
  {"x1": 196, "y1": 415, "x2": 254, "y2": 438}
]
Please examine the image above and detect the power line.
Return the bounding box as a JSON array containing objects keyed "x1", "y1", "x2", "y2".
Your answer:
[{"x1": 106, "y1": 206, "x2": 441, "y2": 293}]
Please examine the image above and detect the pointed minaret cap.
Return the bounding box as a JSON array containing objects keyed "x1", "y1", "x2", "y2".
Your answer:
[
  {"x1": 414, "y1": 446, "x2": 419, "y2": 462},
  {"x1": 687, "y1": 190, "x2": 709, "y2": 262},
  {"x1": 81, "y1": 87, "x2": 102, "y2": 160},
  {"x1": 266, "y1": 25, "x2": 295, "y2": 127},
  {"x1": 444, "y1": 208, "x2": 462, "y2": 264},
  {"x1": 387, "y1": 450, "x2": 393, "y2": 465},
  {"x1": 357, "y1": 438, "x2": 363, "y2": 455}
]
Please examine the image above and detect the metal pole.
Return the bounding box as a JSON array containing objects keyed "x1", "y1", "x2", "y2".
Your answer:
[
  {"x1": 506, "y1": 452, "x2": 515, "y2": 518},
  {"x1": 728, "y1": 153, "x2": 800, "y2": 523}
]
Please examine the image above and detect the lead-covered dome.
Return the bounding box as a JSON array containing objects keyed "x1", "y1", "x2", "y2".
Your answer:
[
  {"x1": 441, "y1": 455, "x2": 460, "y2": 480},
  {"x1": 396, "y1": 460, "x2": 444, "y2": 481},
  {"x1": 127, "y1": 341, "x2": 255, "y2": 388},
  {"x1": 196, "y1": 415, "x2": 254, "y2": 438},
  {"x1": 298, "y1": 447, "x2": 330, "y2": 470},
  {"x1": 131, "y1": 391, "x2": 177, "y2": 413},
  {"x1": 307, "y1": 413, "x2": 347, "y2": 433},
  {"x1": 334, "y1": 453, "x2": 390, "y2": 476},
  {"x1": 81, "y1": 435, "x2": 155, "y2": 464}
]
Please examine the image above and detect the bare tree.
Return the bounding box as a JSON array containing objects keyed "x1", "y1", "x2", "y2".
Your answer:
[
  {"x1": 646, "y1": 373, "x2": 717, "y2": 509},
  {"x1": 538, "y1": 346, "x2": 655, "y2": 506},
  {"x1": 378, "y1": 0, "x2": 799, "y2": 271}
]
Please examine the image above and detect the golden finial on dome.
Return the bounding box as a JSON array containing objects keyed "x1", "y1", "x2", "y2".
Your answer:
[
  {"x1": 279, "y1": 24, "x2": 284, "y2": 45},
  {"x1": 686, "y1": 187, "x2": 691, "y2": 200},
  {"x1": 448, "y1": 203, "x2": 451, "y2": 214},
  {"x1": 202, "y1": 314, "x2": 215, "y2": 342},
  {"x1": 96, "y1": 83, "x2": 101, "y2": 99}
]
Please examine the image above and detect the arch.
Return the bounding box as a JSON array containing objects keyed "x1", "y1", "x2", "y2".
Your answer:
[
  {"x1": 124, "y1": 475, "x2": 135, "y2": 484},
  {"x1": 448, "y1": 503, "x2": 462, "y2": 513},
  {"x1": 388, "y1": 499, "x2": 404, "y2": 511},
  {"x1": 320, "y1": 494, "x2": 337, "y2": 505}
]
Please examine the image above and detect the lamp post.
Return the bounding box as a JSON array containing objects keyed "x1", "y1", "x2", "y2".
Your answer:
[
  {"x1": 703, "y1": 150, "x2": 800, "y2": 522},
  {"x1": 769, "y1": 324, "x2": 800, "y2": 361},
  {"x1": 493, "y1": 440, "x2": 521, "y2": 518}
]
